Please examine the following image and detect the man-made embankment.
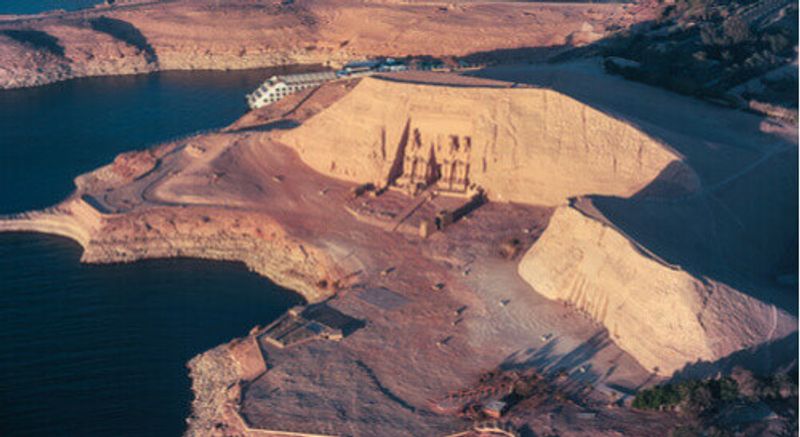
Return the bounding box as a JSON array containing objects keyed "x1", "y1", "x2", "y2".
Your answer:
[{"x1": 280, "y1": 76, "x2": 698, "y2": 206}]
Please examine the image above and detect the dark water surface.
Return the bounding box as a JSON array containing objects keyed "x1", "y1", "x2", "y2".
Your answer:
[
  {"x1": 0, "y1": 70, "x2": 305, "y2": 436},
  {"x1": 0, "y1": 1, "x2": 102, "y2": 15}
]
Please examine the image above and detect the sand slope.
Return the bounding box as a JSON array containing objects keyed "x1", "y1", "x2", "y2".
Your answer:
[{"x1": 280, "y1": 76, "x2": 697, "y2": 205}]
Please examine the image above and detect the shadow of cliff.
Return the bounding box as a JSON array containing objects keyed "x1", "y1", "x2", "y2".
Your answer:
[
  {"x1": 586, "y1": 145, "x2": 798, "y2": 315},
  {"x1": 499, "y1": 330, "x2": 798, "y2": 400},
  {"x1": 458, "y1": 44, "x2": 570, "y2": 66},
  {"x1": 230, "y1": 119, "x2": 300, "y2": 134},
  {"x1": 1, "y1": 29, "x2": 65, "y2": 57},
  {"x1": 500, "y1": 331, "x2": 614, "y2": 392},
  {"x1": 88, "y1": 17, "x2": 158, "y2": 65},
  {"x1": 669, "y1": 331, "x2": 798, "y2": 381},
  {"x1": 629, "y1": 160, "x2": 698, "y2": 198}
]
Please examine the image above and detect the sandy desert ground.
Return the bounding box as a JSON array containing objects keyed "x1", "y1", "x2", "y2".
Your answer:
[{"x1": 1, "y1": 58, "x2": 795, "y2": 435}]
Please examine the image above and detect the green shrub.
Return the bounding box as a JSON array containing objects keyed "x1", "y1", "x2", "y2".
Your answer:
[
  {"x1": 633, "y1": 377, "x2": 740, "y2": 413},
  {"x1": 633, "y1": 384, "x2": 682, "y2": 410}
]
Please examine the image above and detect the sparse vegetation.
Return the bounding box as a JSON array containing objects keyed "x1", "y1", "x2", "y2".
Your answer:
[
  {"x1": 634, "y1": 367, "x2": 798, "y2": 435},
  {"x1": 634, "y1": 376, "x2": 740, "y2": 412}
]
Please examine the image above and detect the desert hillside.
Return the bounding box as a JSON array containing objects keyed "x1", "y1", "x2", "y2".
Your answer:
[{"x1": 0, "y1": 0, "x2": 653, "y2": 89}]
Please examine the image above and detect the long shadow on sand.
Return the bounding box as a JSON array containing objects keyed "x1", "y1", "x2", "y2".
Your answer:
[
  {"x1": 670, "y1": 331, "x2": 798, "y2": 382},
  {"x1": 88, "y1": 17, "x2": 158, "y2": 64},
  {"x1": 501, "y1": 331, "x2": 613, "y2": 390},
  {"x1": 230, "y1": 119, "x2": 300, "y2": 134},
  {"x1": 1, "y1": 29, "x2": 65, "y2": 57}
]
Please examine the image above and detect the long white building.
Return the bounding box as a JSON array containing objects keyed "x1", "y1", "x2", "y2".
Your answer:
[
  {"x1": 246, "y1": 71, "x2": 338, "y2": 110},
  {"x1": 245, "y1": 59, "x2": 413, "y2": 110}
]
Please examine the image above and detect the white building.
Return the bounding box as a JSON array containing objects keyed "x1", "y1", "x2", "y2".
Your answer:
[
  {"x1": 245, "y1": 59, "x2": 410, "y2": 110},
  {"x1": 246, "y1": 71, "x2": 338, "y2": 109}
]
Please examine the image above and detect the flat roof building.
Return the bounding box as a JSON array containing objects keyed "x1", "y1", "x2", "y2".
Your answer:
[{"x1": 246, "y1": 71, "x2": 337, "y2": 109}]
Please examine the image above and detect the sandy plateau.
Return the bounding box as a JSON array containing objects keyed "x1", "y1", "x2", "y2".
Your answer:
[{"x1": 1, "y1": 59, "x2": 795, "y2": 436}]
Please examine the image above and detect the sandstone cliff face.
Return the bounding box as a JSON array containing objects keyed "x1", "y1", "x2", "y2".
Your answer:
[
  {"x1": 518, "y1": 207, "x2": 794, "y2": 376},
  {"x1": 280, "y1": 77, "x2": 695, "y2": 205}
]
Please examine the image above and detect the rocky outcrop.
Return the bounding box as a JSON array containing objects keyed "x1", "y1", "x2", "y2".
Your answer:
[
  {"x1": 86, "y1": 206, "x2": 341, "y2": 302},
  {"x1": 280, "y1": 77, "x2": 697, "y2": 205},
  {"x1": 186, "y1": 340, "x2": 251, "y2": 437},
  {"x1": 0, "y1": 23, "x2": 156, "y2": 89}
]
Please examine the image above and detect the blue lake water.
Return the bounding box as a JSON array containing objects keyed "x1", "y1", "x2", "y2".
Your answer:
[
  {"x1": 0, "y1": 1, "x2": 102, "y2": 15},
  {"x1": 0, "y1": 69, "x2": 306, "y2": 436}
]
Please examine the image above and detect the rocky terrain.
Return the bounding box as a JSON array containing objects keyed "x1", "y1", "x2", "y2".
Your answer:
[
  {"x1": 0, "y1": 0, "x2": 655, "y2": 89},
  {"x1": 597, "y1": 0, "x2": 798, "y2": 120}
]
